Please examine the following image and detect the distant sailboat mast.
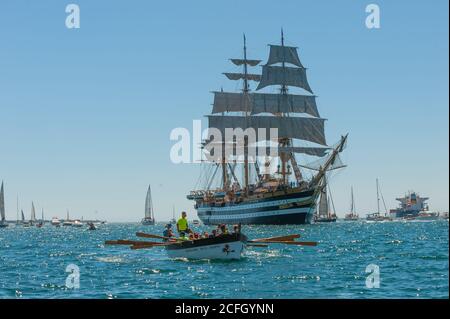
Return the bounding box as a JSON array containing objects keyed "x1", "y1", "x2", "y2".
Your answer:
[
  {"x1": 0, "y1": 182, "x2": 5, "y2": 223},
  {"x1": 350, "y1": 186, "x2": 355, "y2": 214},
  {"x1": 376, "y1": 178, "x2": 380, "y2": 215}
]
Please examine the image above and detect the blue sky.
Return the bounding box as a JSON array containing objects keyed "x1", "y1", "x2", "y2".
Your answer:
[{"x1": 0, "y1": 0, "x2": 448, "y2": 222}]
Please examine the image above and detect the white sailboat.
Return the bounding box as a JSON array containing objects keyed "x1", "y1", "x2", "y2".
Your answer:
[
  {"x1": 170, "y1": 205, "x2": 176, "y2": 224},
  {"x1": 30, "y1": 201, "x2": 37, "y2": 226},
  {"x1": 62, "y1": 210, "x2": 73, "y2": 226},
  {"x1": 37, "y1": 208, "x2": 44, "y2": 227},
  {"x1": 344, "y1": 187, "x2": 359, "y2": 221},
  {"x1": 0, "y1": 181, "x2": 8, "y2": 228},
  {"x1": 21, "y1": 209, "x2": 30, "y2": 227},
  {"x1": 366, "y1": 179, "x2": 392, "y2": 221},
  {"x1": 141, "y1": 185, "x2": 155, "y2": 225},
  {"x1": 314, "y1": 176, "x2": 337, "y2": 223}
]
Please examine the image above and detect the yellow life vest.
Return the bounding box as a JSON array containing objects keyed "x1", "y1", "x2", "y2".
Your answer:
[{"x1": 177, "y1": 217, "x2": 188, "y2": 231}]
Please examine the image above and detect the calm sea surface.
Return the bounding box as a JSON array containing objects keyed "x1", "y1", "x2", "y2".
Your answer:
[{"x1": 0, "y1": 221, "x2": 448, "y2": 299}]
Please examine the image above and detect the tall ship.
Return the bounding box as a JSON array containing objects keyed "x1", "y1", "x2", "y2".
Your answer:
[
  {"x1": 389, "y1": 192, "x2": 432, "y2": 219},
  {"x1": 187, "y1": 32, "x2": 347, "y2": 225},
  {"x1": 141, "y1": 185, "x2": 156, "y2": 225}
]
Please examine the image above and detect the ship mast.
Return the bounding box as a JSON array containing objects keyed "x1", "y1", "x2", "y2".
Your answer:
[
  {"x1": 279, "y1": 29, "x2": 288, "y2": 185},
  {"x1": 243, "y1": 34, "x2": 250, "y2": 193},
  {"x1": 376, "y1": 178, "x2": 380, "y2": 214}
]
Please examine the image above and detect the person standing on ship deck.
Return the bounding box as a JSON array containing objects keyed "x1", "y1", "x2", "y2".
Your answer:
[{"x1": 177, "y1": 211, "x2": 189, "y2": 235}]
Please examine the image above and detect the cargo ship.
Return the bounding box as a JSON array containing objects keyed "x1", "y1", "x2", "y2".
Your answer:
[{"x1": 389, "y1": 192, "x2": 430, "y2": 219}]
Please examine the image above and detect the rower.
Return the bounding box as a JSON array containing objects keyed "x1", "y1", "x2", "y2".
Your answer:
[
  {"x1": 163, "y1": 224, "x2": 174, "y2": 241},
  {"x1": 177, "y1": 211, "x2": 189, "y2": 235},
  {"x1": 219, "y1": 224, "x2": 228, "y2": 235}
]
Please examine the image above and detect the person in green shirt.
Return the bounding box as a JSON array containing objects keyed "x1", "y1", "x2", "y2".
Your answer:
[{"x1": 177, "y1": 211, "x2": 189, "y2": 235}]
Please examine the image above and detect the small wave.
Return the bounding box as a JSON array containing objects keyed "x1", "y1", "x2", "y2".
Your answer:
[{"x1": 95, "y1": 256, "x2": 126, "y2": 263}]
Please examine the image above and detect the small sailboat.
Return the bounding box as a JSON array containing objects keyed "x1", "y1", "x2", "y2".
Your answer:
[
  {"x1": 344, "y1": 187, "x2": 359, "y2": 221},
  {"x1": 141, "y1": 185, "x2": 155, "y2": 225},
  {"x1": 21, "y1": 210, "x2": 30, "y2": 227},
  {"x1": 30, "y1": 201, "x2": 37, "y2": 226},
  {"x1": 170, "y1": 205, "x2": 176, "y2": 224},
  {"x1": 62, "y1": 210, "x2": 73, "y2": 226},
  {"x1": 314, "y1": 177, "x2": 337, "y2": 223},
  {"x1": 36, "y1": 209, "x2": 44, "y2": 227},
  {"x1": 366, "y1": 179, "x2": 392, "y2": 221},
  {"x1": 0, "y1": 181, "x2": 8, "y2": 228}
]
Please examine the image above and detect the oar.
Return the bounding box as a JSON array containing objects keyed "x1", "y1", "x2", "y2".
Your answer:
[
  {"x1": 252, "y1": 240, "x2": 317, "y2": 246},
  {"x1": 105, "y1": 239, "x2": 162, "y2": 246},
  {"x1": 252, "y1": 234, "x2": 300, "y2": 242},
  {"x1": 136, "y1": 232, "x2": 181, "y2": 242},
  {"x1": 131, "y1": 242, "x2": 178, "y2": 250}
]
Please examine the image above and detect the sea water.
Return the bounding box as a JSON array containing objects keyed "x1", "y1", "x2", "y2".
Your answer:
[{"x1": 0, "y1": 221, "x2": 448, "y2": 299}]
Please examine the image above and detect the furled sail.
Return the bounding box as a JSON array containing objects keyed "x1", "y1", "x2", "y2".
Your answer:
[
  {"x1": 267, "y1": 45, "x2": 304, "y2": 68},
  {"x1": 21, "y1": 209, "x2": 25, "y2": 222},
  {"x1": 256, "y1": 65, "x2": 313, "y2": 93},
  {"x1": 211, "y1": 92, "x2": 319, "y2": 117},
  {"x1": 144, "y1": 185, "x2": 153, "y2": 219},
  {"x1": 235, "y1": 146, "x2": 329, "y2": 157},
  {"x1": 207, "y1": 115, "x2": 327, "y2": 145},
  {"x1": 230, "y1": 59, "x2": 261, "y2": 66},
  {"x1": 0, "y1": 182, "x2": 5, "y2": 222},
  {"x1": 223, "y1": 73, "x2": 261, "y2": 81}
]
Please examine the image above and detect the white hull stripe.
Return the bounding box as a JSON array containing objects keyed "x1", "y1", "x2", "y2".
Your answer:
[
  {"x1": 205, "y1": 207, "x2": 313, "y2": 221},
  {"x1": 197, "y1": 195, "x2": 315, "y2": 213}
]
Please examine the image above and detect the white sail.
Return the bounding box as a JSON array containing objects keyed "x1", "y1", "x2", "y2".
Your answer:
[
  {"x1": 256, "y1": 65, "x2": 313, "y2": 93},
  {"x1": 207, "y1": 115, "x2": 327, "y2": 145},
  {"x1": 318, "y1": 184, "x2": 329, "y2": 218},
  {"x1": 211, "y1": 92, "x2": 319, "y2": 117},
  {"x1": 144, "y1": 185, "x2": 153, "y2": 219},
  {"x1": 0, "y1": 182, "x2": 5, "y2": 222},
  {"x1": 266, "y1": 45, "x2": 304, "y2": 68},
  {"x1": 31, "y1": 202, "x2": 36, "y2": 221}
]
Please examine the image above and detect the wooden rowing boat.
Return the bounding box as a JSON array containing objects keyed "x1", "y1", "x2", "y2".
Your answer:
[{"x1": 105, "y1": 232, "x2": 317, "y2": 260}]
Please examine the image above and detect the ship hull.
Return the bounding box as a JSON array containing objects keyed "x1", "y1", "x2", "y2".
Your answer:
[{"x1": 195, "y1": 189, "x2": 318, "y2": 225}]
